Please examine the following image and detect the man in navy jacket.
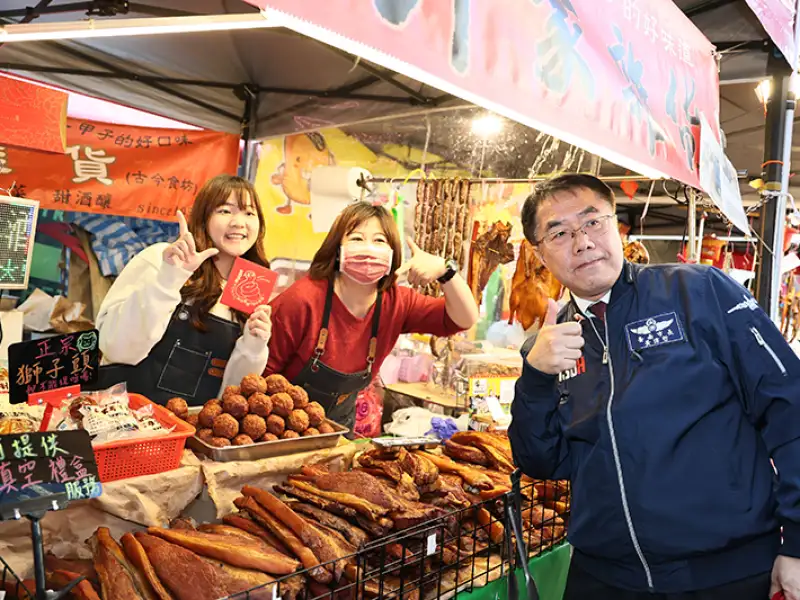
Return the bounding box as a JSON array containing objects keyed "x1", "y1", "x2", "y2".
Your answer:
[{"x1": 509, "y1": 173, "x2": 800, "y2": 600}]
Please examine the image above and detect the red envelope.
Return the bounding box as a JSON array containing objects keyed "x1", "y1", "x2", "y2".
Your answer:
[{"x1": 220, "y1": 257, "x2": 278, "y2": 315}]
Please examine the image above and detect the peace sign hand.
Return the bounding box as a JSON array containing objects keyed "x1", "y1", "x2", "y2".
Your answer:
[
  {"x1": 396, "y1": 238, "x2": 447, "y2": 288},
  {"x1": 162, "y1": 211, "x2": 219, "y2": 272}
]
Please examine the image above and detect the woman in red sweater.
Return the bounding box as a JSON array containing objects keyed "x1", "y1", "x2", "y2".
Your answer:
[{"x1": 267, "y1": 202, "x2": 479, "y2": 429}]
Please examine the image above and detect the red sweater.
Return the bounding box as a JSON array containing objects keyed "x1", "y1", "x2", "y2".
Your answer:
[{"x1": 266, "y1": 276, "x2": 464, "y2": 381}]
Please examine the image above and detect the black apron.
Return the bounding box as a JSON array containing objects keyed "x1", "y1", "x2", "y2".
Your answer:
[
  {"x1": 291, "y1": 282, "x2": 382, "y2": 431},
  {"x1": 89, "y1": 304, "x2": 241, "y2": 406}
]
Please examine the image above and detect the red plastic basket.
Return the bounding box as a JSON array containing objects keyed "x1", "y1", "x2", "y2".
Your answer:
[{"x1": 93, "y1": 394, "x2": 196, "y2": 483}]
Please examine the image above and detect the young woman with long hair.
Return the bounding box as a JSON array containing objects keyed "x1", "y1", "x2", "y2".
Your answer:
[
  {"x1": 267, "y1": 202, "x2": 479, "y2": 428},
  {"x1": 95, "y1": 175, "x2": 272, "y2": 406}
]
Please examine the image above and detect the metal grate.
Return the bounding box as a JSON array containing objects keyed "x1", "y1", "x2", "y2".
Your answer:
[
  {"x1": 0, "y1": 554, "x2": 33, "y2": 600},
  {"x1": 226, "y1": 478, "x2": 569, "y2": 600}
]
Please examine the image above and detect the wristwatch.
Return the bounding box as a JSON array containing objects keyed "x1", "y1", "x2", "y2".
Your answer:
[{"x1": 437, "y1": 258, "x2": 459, "y2": 284}]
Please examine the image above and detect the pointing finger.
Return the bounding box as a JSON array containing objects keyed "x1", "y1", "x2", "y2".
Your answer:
[
  {"x1": 396, "y1": 262, "x2": 411, "y2": 277},
  {"x1": 177, "y1": 210, "x2": 188, "y2": 238},
  {"x1": 407, "y1": 237, "x2": 420, "y2": 256}
]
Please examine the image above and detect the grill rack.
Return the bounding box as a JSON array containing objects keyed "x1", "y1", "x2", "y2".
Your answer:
[
  {"x1": 0, "y1": 555, "x2": 32, "y2": 600},
  {"x1": 227, "y1": 478, "x2": 570, "y2": 600}
]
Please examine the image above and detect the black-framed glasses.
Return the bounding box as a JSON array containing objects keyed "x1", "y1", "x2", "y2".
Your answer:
[{"x1": 535, "y1": 214, "x2": 617, "y2": 248}]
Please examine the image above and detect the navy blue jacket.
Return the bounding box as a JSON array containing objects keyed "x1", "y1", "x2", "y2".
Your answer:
[{"x1": 509, "y1": 262, "x2": 800, "y2": 593}]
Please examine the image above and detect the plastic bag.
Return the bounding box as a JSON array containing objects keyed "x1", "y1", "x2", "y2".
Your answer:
[
  {"x1": 0, "y1": 406, "x2": 40, "y2": 434},
  {"x1": 354, "y1": 381, "x2": 383, "y2": 438},
  {"x1": 50, "y1": 383, "x2": 172, "y2": 443}
]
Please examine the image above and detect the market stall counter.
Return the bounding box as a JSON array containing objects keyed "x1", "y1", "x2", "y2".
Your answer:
[
  {"x1": 0, "y1": 442, "x2": 358, "y2": 580},
  {"x1": 1, "y1": 423, "x2": 569, "y2": 600}
]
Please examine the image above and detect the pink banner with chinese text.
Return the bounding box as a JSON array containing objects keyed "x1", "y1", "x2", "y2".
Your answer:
[
  {"x1": 745, "y1": 0, "x2": 798, "y2": 69},
  {"x1": 247, "y1": 0, "x2": 719, "y2": 186}
]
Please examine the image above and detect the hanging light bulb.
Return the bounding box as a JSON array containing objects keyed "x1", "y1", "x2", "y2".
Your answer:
[{"x1": 471, "y1": 114, "x2": 504, "y2": 137}]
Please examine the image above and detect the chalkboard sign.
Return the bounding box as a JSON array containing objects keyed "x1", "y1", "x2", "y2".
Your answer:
[
  {"x1": 8, "y1": 330, "x2": 100, "y2": 404},
  {"x1": 0, "y1": 196, "x2": 38, "y2": 290},
  {"x1": 0, "y1": 431, "x2": 101, "y2": 520}
]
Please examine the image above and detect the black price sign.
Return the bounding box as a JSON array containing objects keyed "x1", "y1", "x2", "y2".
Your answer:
[
  {"x1": 8, "y1": 330, "x2": 100, "y2": 404},
  {"x1": 0, "y1": 196, "x2": 38, "y2": 290},
  {"x1": 0, "y1": 431, "x2": 101, "y2": 519}
]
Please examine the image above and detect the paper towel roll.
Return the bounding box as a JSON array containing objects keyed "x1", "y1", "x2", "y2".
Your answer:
[{"x1": 310, "y1": 166, "x2": 371, "y2": 233}]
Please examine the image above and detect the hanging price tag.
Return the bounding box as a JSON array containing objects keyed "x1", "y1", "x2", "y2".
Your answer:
[{"x1": 426, "y1": 533, "x2": 436, "y2": 556}]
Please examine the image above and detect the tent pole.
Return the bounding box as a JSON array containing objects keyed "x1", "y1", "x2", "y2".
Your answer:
[
  {"x1": 754, "y1": 42, "x2": 794, "y2": 319},
  {"x1": 238, "y1": 84, "x2": 259, "y2": 181}
]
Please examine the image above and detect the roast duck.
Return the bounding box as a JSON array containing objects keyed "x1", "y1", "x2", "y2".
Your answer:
[
  {"x1": 508, "y1": 239, "x2": 563, "y2": 331},
  {"x1": 34, "y1": 432, "x2": 568, "y2": 600},
  {"x1": 467, "y1": 221, "x2": 515, "y2": 306}
]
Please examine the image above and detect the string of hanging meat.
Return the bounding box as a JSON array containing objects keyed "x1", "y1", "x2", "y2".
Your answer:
[{"x1": 413, "y1": 178, "x2": 473, "y2": 297}]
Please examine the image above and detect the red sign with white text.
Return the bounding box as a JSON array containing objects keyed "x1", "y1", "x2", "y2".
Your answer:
[
  {"x1": 0, "y1": 118, "x2": 239, "y2": 221},
  {"x1": 248, "y1": 0, "x2": 719, "y2": 186},
  {"x1": 745, "y1": 0, "x2": 797, "y2": 69}
]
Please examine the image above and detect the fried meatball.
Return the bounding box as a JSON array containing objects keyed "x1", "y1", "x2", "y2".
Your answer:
[
  {"x1": 221, "y1": 386, "x2": 241, "y2": 401},
  {"x1": 304, "y1": 402, "x2": 325, "y2": 427},
  {"x1": 165, "y1": 397, "x2": 189, "y2": 420},
  {"x1": 271, "y1": 393, "x2": 293, "y2": 418},
  {"x1": 222, "y1": 394, "x2": 249, "y2": 419},
  {"x1": 265, "y1": 374, "x2": 292, "y2": 395},
  {"x1": 205, "y1": 398, "x2": 222, "y2": 410},
  {"x1": 210, "y1": 437, "x2": 230, "y2": 448},
  {"x1": 248, "y1": 393, "x2": 272, "y2": 417},
  {"x1": 212, "y1": 413, "x2": 239, "y2": 439},
  {"x1": 286, "y1": 386, "x2": 310, "y2": 410},
  {"x1": 241, "y1": 414, "x2": 267, "y2": 440},
  {"x1": 198, "y1": 403, "x2": 223, "y2": 428},
  {"x1": 186, "y1": 414, "x2": 199, "y2": 428},
  {"x1": 260, "y1": 433, "x2": 279, "y2": 442},
  {"x1": 240, "y1": 374, "x2": 267, "y2": 397},
  {"x1": 197, "y1": 428, "x2": 214, "y2": 442},
  {"x1": 282, "y1": 430, "x2": 300, "y2": 439},
  {"x1": 233, "y1": 434, "x2": 254, "y2": 446},
  {"x1": 318, "y1": 422, "x2": 335, "y2": 434},
  {"x1": 302, "y1": 428, "x2": 320, "y2": 437},
  {"x1": 266, "y1": 414, "x2": 285, "y2": 436},
  {"x1": 286, "y1": 409, "x2": 310, "y2": 433}
]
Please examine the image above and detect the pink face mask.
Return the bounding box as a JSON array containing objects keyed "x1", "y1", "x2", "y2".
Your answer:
[{"x1": 339, "y1": 242, "x2": 393, "y2": 286}]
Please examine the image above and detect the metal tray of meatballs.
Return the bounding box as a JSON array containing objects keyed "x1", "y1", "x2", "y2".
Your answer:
[{"x1": 184, "y1": 373, "x2": 350, "y2": 463}]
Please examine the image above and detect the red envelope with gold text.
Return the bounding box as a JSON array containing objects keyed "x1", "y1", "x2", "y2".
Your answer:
[{"x1": 220, "y1": 257, "x2": 277, "y2": 315}]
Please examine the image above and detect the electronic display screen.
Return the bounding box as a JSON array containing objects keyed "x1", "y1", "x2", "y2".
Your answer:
[{"x1": 0, "y1": 197, "x2": 38, "y2": 290}]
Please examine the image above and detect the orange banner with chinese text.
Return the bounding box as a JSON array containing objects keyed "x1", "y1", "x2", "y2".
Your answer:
[
  {"x1": 0, "y1": 74, "x2": 67, "y2": 154},
  {"x1": 0, "y1": 118, "x2": 240, "y2": 221}
]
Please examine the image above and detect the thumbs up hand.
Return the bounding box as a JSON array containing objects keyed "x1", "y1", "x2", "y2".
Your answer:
[
  {"x1": 396, "y1": 237, "x2": 448, "y2": 287},
  {"x1": 525, "y1": 299, "x2": 585, "y2": 375}
]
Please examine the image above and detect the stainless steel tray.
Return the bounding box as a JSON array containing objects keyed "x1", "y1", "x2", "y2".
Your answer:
[{"x1": 186, "y1": 408, "x2": 349, "y2": 462}]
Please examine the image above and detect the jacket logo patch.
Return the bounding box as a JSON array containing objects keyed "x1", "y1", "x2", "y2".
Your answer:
[
  {"x1": 625, "y1": 312, "x2": 685, "y2": 352},
  {"x1": 727, "y1": 293, "x2": 759, "y2": 314},
  {"x1": 558, "y1": 356, "x2": 586, "y2": 382}
]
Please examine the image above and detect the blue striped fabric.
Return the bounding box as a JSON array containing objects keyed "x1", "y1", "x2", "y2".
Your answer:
[{"x1": 69, "y1": 213, "x2": 179, "y2": 277}]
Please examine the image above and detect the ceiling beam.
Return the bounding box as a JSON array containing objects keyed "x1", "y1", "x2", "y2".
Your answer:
[
  {"x1": 18, "y1": 36, "x2": 242, "y2": 122},
  {"x1": 0, "y1": 1, "x2": 201, "y2": 19},
  {"x1": 0, "y1": 62, "x2": 425, "y2": 104},
  {"x1": 257, "y1": 75, "x2": 383, "y2": 125},
  {"x1": 683, "y1": 0, "x2": 739, "y2": 18},
  {"x1": 310, "y1": 40, "x2": 437, "y2": 105},
  {"x1": 713, "y1": 40, "x2": 769, "y2": 52}
]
